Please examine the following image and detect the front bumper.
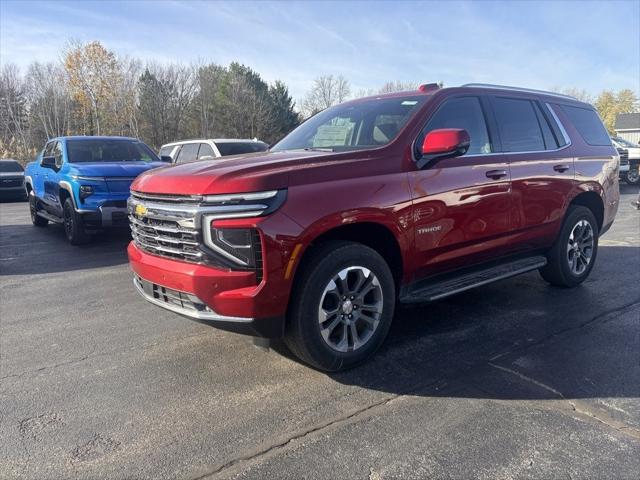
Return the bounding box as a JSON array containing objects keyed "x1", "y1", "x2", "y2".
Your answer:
[
  {"x1": 80, "y1": 199, "x2": 129, "y2": 228},
  {"x1": 128, "y1": 242, "x2": 285, "y2": 338}
]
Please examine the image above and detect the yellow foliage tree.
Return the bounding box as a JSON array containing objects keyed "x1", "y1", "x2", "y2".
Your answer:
[
  {"x1": 64, "y1": 41, "x2": 122, "y2": 135},
  {"x1": 595, "y1": 89, "x2": 639, "y2": 134}
]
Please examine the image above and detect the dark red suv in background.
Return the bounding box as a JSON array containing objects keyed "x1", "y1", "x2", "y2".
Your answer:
[{"x1": 127, "y1": 83, "x2": 619, "y2": 371}]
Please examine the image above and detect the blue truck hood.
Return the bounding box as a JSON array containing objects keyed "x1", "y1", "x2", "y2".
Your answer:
[{"x1": 69, "y1": 161, "x2": 167, "y2": 178}]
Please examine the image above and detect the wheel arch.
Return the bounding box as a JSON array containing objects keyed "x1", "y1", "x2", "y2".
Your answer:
[
  {"x1": 58, "y1": 181, "x2": 77, "y2": 209},
  {"x1": 291, "y1": 221, "x2": 405, "y2": 292},
  {"x1": 569, "y1": 190, "x2": 604, "y2": 231}
]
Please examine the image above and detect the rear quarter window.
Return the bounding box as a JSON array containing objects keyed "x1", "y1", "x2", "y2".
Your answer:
[{"x1": 561, "y1": 105, "x2": 611, "y2": 146}]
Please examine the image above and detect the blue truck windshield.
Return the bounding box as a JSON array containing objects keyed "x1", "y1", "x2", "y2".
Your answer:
[{"x1": 66, "y1": 139, "x2": 160, "y2": 163}]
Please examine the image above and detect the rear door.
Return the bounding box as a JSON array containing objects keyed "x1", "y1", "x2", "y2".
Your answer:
[
  {"x1": 410, "y1": 95, "x2": 512, "y2": 278},
  {"x1": 489, "y1": 96, "x2": 573, "y2": 247}
]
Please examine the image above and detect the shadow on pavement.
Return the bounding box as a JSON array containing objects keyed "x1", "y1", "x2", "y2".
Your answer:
[
  {"x1": 274, "y1": 245, "x2": 640, "y2": 406},
  {"x1": 0, "y1": 223, "x2": 131, "y2": 275}
]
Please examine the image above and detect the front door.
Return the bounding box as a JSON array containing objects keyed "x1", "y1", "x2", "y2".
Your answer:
[
  {"x1": 42, "y1": 140, "x2": 65, "y2": 215},
  {"x1": 409, "y1": 95, "x2": 512, "y2": 279}
]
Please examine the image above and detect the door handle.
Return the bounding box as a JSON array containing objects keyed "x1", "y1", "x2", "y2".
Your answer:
[
  {"x1": 485, "y1": 169, "x2": 508, "y2": 180},
  {"x1": 553, "y1": 164, "x2": 570, "y2": 173}
]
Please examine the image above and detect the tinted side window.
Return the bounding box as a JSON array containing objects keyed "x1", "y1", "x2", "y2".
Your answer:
[
  {"x1": 561, "y1": 105, "x2": 611, "y2": 146},
  {"x1": 421, "y1": 97, "x2": 492, "y2": 155},
  {"x1": 43, "y1": 141, "x2": 55, "y2": 158},
  {"x1": 493, "y1": 97, "x2": 545, "y2": 152},
  {"x1": 198, "y1": 143, "x2": 215, "y2": 159},
  {"x1": 53, "y1": 142, "x2": 64, "y2": 167},
  {"x1": 175, "y1": 143, "x2": 199, "y2": 163},
  {"x1": 159, "y1": 146, "x2": 174, "y2": 157},
  {"x1": 533, "y1": 103, "x2": 559, "y2": 150},
  {"x1": 216, "y1": 142, "x2": 269, "y2": 156}
]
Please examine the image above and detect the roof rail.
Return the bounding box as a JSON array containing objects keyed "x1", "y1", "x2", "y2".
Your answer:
[{"x1": 460, "y1": 83, "x2": 577, "y2": 101}]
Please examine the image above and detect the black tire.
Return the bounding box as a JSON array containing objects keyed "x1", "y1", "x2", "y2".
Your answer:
[
  {"x1": 284, "y1": 241, "x2": 396, "y2": 372},
  {"x1": 29, "y1": 192, "x2": 48, "y2": 227},
  {"x1": 63, "y1": 197, "x2": 90, "y2": 245},
  {"x1": 539, "y1": 205, "x2": 599, "y2": 287},
  {"x1": 625, "y1": 166, "x2": 640, "y2": 185}
]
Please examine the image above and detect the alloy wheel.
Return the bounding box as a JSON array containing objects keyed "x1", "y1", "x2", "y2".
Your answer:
[
  {"x1": 64, "y1": 204, "x2": 73, "y2": 238},
  {"x1": 318, "y1": 266, "x2": 384, "y2": 353},
  {"x1": 566, "y1": 219, "x2": 594, "y2": 276}
]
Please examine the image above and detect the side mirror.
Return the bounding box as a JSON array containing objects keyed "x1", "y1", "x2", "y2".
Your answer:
[
  {"x1": 198, "y1": 155, "x2": 216, "y2": 161},
  {"x1": 416, "y1": 128, "x2": 470, "y2": 169},
  {"x1": 160, "y1": 155, "x2": 173, "y2": 163},
  {"x1": 42, "y1": 156, "x2": 57, "y2": 168}
]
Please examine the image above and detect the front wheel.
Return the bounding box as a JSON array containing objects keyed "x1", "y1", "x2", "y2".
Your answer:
[
  {"x1": 284, "y1": 241, "x2": 396, "y2": 372},
  {"x1": 63, "y1": 197, "x2": 90, "y2": 245},
  {"x1": 539, "y1": 205, "x2": 599, "y2": 287}
]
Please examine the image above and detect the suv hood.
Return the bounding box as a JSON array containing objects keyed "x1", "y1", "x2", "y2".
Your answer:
[
  {"x1": 131, "y1": 150, "x2": 388, "y2": 195},
  {"x1": 69, "y1": 161, "x2": 167, "y2": 178}
]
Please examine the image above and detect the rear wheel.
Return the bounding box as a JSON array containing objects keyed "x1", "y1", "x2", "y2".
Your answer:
[
  {"x1": 29, "y1": 192, "x2": 48, "y2": 227},
  {"x1": 284, "y1": 241, "x2": 395, "y2": 372},
  {"x1": 539, "y1": 205, "x2": 598, "y2": 287},
  {"x1": 63, "y1": 197, "x2": 90, "y2": 245},
  {"x1": 625, "y1": 166, "x2": 640, "y2": 185}
]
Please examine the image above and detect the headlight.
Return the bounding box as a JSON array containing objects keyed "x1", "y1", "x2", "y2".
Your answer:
[
  {"x1": 205, "y1": 226, "x2": 261, "y2": 267},
  {"x1": 79, "y1": 185, "x2": 94, "y2": 199},
  {"x1": 201, "y1": 189, "x2": 286, "y2": 267}
]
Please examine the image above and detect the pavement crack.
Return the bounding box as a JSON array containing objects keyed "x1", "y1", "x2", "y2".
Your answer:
[
  {"x1": 488, "y1": 363, "x2": 640, "y2": 441},
  {"x1": 192, "y1": 393, "x2": 403, "y2": 479},
  {"x1": 490, "y1": 300, "x2": 640, "y2": 362}
]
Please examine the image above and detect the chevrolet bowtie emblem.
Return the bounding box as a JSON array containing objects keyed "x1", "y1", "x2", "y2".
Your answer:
[{"x1": 135, "y1": 204, "x2": 147, "y2": 216}]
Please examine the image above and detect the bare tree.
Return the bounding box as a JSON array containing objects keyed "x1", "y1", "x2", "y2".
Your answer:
[
  {"x1": 378, "y1": 80, "x2": 420, "y2": 93},
  {"x1": 25, "y1": 62, "x2": 73, "y2": 142},
  {"x1": 301, "y1": 74, "x2": 351, "y2": 117},
  {"x1": 0, "y1": 64, "x2": 29, "y2": 157}
]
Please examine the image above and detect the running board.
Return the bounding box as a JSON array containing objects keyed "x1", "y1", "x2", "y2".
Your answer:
[
  {"x1": 401, "y1": 256, "x2": 547, "y2": 303},
  {"x1": 36, "y1": 211, "x2": 63, "y2": 224}
]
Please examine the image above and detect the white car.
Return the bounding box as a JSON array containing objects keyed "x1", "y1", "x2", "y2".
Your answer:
[
  {"x1": 611, "y1": 136, "x2": 640, "y2": 185},
  {"x1": 159, "y1": 139, "x2": 269, "y2": 164}
]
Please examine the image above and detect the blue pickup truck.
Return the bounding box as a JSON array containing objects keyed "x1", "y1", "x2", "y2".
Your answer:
[{"x1": 25, "y1": 136, "x2": 168, "y2": 244}]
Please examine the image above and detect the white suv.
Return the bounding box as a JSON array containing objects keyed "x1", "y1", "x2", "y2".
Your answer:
[
  {"x1": 159, "y1": 139, "x2": 269, "y2": 164},
  {"x1": 611, "y1": 136, "x2": 640, "y2": 185}
]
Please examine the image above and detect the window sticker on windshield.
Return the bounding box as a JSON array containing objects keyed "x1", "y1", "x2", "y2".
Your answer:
[
  {"x1": 313, "y1": 124, "x2": 354, "y2": 147},
  {"x1": 401, "y1": 100, "x2": 418, "y2": 106}
]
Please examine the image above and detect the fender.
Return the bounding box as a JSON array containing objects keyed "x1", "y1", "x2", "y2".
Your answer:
[
  {"x1": 285, "y1": 206, "x2": 411, "y2": 285},
  {"x1": 58, "y1": 180, "x2": 93, "y2": 212}
]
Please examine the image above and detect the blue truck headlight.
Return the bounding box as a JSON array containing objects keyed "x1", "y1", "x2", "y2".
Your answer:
[{"x1": 79, "y1": 185, "x2": 94, "y2": 200}]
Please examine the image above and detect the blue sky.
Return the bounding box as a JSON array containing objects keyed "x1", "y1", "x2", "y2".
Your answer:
[{"x1": 1, "y1": 0, "x2": 639, "y2": 101}]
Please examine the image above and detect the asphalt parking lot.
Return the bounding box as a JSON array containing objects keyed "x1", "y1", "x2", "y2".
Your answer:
[{"x1": 1, "y1": 185, "x2": 639, "y2": 479}]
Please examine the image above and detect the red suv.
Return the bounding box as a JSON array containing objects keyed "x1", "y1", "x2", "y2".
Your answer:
[{"x1": 128, "y1": 83, "x2": 619, "y2": 371}]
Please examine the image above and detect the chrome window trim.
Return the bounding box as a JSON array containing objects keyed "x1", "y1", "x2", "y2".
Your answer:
[{"x1": 544, "y1": 102, "x2": 572, "y2": 147}]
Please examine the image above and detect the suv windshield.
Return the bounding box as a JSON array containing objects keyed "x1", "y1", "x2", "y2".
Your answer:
[
  {"x1": 613, "y1": 137, "x2": 638, "y2": 148},
  {"x1": 271, "y1": 96, "x2": 426, "y2": 153},
  {"x1": 0, "y1": 161, "x2": 23, "y2": 172},
  {"x1": 67, "y1": 139, "x2": 160, "y2": 163}
]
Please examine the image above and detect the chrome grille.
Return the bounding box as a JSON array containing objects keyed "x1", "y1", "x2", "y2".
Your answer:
[{"x1": 129, "y1": 192, "x2": 204, "y2": 263}]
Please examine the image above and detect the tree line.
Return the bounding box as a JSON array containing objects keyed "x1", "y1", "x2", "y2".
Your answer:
[{"x1": 1, "y1": 40, "x2": 638, "y2": 164}]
